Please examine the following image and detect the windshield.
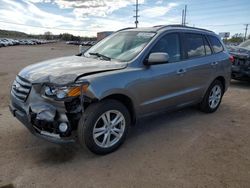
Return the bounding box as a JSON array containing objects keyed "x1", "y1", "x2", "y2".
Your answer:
[
  {"x1": 84, "y1": 31, "x2": 156, "y2": 62},
  {"x1": 239, "y1": 40, "x2": 250, "y2": 49}
]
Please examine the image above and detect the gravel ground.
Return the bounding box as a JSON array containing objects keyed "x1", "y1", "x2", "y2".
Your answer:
[{"x1": 0, "y1": 43, "x2": 250, "y2": 188}]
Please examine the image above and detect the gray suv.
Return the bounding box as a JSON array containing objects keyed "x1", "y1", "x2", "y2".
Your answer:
[{"x1": 9, "y1": 25, "x2": 231, "y2": 154}]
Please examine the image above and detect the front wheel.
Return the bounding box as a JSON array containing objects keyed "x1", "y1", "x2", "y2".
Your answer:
[
  {"x1": 199, "y1": 80, "x2": 224, "y2": 113},
  {"x1": 77, "y1": 99, "x2": 131, "y2": 155}
]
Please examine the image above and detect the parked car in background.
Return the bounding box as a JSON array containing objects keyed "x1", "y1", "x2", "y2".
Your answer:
[
  {"x1": 228, "y1": 39, "x2": 250, "y2": 81},
  {"x1": 66, "y1": 41, "x2": 79, "y2": 45},
  {"x1": 18, "y1": 39, "x2": 28, "y2": 45},
  {"x1": 0, "y1": 39, "x2": 8, "y2": 46},
  {"x1": 32, "y1": 39, "x2": 41, "y2": 44},
  {"x1": 0, "y1": 38, "x2": 14, "y2": 46},
  {"x1": 66, "y1": 40, "x2": 97, "y2": 46},
  {"x1": 9, "y1": 39, "x2": 20, "y2": 45},
  {"x1": 9, "y1": 25, "x2": 231, "y2": 154},
  {"x1": 0, "y1": 38, "x2": 54, "y2": 47}
]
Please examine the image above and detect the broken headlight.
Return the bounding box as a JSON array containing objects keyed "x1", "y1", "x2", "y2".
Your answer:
[{"x1": 43, "y1": 83, "x2": 89, "y2": 99}]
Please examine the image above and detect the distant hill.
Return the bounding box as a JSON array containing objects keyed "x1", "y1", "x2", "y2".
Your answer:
[{"x1": 0, "y1": 29, "x2": 28, "y2": 38}]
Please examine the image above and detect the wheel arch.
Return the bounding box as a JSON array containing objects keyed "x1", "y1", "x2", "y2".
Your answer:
[
  {"x1": 202, "y1": 76, "x2": 226, "y2": 100},
  {"x1": 101, "y1": 94, "x2": 137, "y2": 125},
  {"x1": 214, "y1": 76, "x2": 226, "y2": 92}
]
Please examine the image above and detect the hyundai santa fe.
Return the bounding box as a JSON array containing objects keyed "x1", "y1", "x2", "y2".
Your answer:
[{"x1": 9, "y1": 25, "x2": 231, "y2": 154}]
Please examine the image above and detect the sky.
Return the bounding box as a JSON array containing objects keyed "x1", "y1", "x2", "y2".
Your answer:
[{"x1": 0, "y1": 0, "x2": 250, "y2": 37}]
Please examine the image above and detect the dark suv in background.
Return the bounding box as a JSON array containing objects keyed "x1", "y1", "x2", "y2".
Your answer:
[{"x1": 9, "y1": 25, "x2": 231, "y2": 154}]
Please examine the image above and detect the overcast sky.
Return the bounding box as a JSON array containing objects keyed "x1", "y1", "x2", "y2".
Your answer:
[{"x1": 0, "y1": 0, "x2": 250, "y2": 37}]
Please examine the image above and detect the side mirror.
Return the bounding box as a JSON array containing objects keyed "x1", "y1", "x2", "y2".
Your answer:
[{"x1": 145, "y1": 52, "x2": 169, "y2": 65}]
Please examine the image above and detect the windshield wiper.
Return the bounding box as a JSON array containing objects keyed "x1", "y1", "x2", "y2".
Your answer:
[{"x1": 89, "y1": 52, "x2": 111, "y2": 61}]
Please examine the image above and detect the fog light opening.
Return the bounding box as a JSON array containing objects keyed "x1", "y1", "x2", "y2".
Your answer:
[{"x1": 59, "y1": 122, "x2": 69, "y2": 133}]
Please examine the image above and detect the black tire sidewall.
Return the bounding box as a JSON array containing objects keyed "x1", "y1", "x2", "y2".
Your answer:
[
  {"x1": 78, "y1": 99, "x2": 131, "y2": 155},
  {"x1": 200, "y1": 80, "x2": 224, "y2": 113}
]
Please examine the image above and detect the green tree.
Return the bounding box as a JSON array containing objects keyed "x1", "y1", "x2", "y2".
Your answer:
[
  {"x1": 44, "y1": 31, "x2": 53, "y2": 40},
  {"x1": 60, "y1": 33, "x2": 73, "y2": 41},
  {"x1": 227, "y1": 33, "x2": 243, "y2": 43}
]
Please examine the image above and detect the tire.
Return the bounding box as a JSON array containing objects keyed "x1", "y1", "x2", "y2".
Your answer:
[
  {"x1": 77, "y1": 99, "x2": 131, "y2": 155},
  {"x1": 199, "y1": 80, "x2": 224, "y2": 113}
]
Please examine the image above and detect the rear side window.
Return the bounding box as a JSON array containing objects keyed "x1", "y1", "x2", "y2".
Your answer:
[
  {"x1": 185, "y1": 33, "x2": 206, "y2": 58},
  {"x1": 208, "y1": 35, "x2": 224, "y2": 53},
  {"x1": 150, "y1": 33, "x2": 181, "y2": 63}
]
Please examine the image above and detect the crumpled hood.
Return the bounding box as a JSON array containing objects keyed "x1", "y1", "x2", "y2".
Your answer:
[
  {"x1": 19, "y1": 56, "x2": 127, "y2": 84},
  {"x1": 228, "y1": 46, "x2": 250, "y2": 57}
]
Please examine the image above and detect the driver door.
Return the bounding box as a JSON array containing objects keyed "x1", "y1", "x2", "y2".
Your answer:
[{"x1": 136, "y1": 33, "x2": 191, "y2": 114}]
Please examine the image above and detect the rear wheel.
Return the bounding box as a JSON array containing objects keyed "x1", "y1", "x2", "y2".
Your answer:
[
  {"x1": 199, "y1": 80, "x2": 224, "y2": 113},
  {"x1": 77, "y1": 99, "x2": 131, "y2": 155}
]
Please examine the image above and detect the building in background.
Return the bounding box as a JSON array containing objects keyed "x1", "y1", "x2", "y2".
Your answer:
[{"x1": 97, "y1": 31, "x2": 113, "y2": 41}]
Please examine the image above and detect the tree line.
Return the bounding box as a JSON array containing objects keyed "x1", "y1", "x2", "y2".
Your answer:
[
  {"x1": 44, "y1": 32, "x2": 96, "y2": 41},
  {"x1": 0, "y1": 30, "x2": 96, "y2": 41},
  {"x1": 224, "y1": 33, "x2": 250, "y2": 44}
]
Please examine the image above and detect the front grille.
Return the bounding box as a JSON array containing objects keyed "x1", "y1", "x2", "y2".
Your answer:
[{"x1": 11, "y1": 76, "x2": 31, "y2": 102}]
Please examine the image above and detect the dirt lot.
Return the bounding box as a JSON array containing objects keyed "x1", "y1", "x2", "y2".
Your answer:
[{"x1": 0, "y1": 43, "x2": 250, "y2": 188}]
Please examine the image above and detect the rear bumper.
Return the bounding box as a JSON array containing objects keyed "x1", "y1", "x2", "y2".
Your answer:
[{"x1": 9, "y1": 103, "x2": 75, "y2": 144}]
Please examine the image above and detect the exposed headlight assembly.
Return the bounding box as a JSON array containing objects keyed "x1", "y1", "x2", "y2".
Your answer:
[{"x1": 43, "y1": 83, "x2": 89, "y2": 100}]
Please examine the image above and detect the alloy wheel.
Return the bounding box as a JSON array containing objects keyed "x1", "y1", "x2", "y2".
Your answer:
[
  {"x1": 209, "y1": 85, "x2": 222, "y2": 109},
  {"x1": 93, "y1": 110, "x2": 126, "y2": 148}
]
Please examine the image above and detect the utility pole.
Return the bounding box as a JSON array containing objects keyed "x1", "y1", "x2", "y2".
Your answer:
[
  {"x1": 134, "y1": 0, "x2": 139, "y2": 28},
  {"x1": 184, "y1": 5, "x2": 187, "y2": 26},
  {"x1": 244, "y1": 24, "x2": 248, "y2": 41},
  {"x1": 181, "y1": 9, "x2": 184, "y2": 25},
  {"x1": 181, "y1": 5, "x2": 187, "y2": 26}
]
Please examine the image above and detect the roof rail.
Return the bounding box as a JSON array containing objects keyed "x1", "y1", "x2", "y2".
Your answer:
[
  {"x1": 116, "y1": 27, "x2": 135, "y2": 32},
  {"x1": 155, "y1": 24, "x2": 213, "y2": 33}
]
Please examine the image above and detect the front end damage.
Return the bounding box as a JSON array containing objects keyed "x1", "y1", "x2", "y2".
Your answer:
[
  {"x1": 230, "y1": 51, "x2": 250, "y2": 81},
  {"x1": 9, "y1": 75, "x2": 92, "y2": 144}
]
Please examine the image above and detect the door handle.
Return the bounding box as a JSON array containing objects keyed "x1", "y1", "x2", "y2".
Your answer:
[
  {"x1": 211, "y1": 61, "x2": 218, "y2": 66},
  {"x1": 177, "y1": 68, "x2": 186, "y2": 75}
]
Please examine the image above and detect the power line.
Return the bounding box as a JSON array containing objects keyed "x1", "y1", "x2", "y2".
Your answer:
[{"x1": 199, "y1": 23, "x2": 246, "y2": 27}]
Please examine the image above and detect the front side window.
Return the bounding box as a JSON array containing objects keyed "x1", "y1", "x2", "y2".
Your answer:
[
  {"x1": 208, "y1": 35, "x2": 224, "y2": 53},
  {"x1": 150, "y1": 33, "x2": 181, "y2": 63},
  {"x1": 85, "y1": 31, "x2": 155, "y2": 62},
  {"x1": 185, "y1": 33, "x2": 206, "y2": 58}
]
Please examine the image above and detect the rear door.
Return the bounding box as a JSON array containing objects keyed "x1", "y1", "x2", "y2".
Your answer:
[{"x1": 180, "y1": 32, "x2": 215, "y2": 101}]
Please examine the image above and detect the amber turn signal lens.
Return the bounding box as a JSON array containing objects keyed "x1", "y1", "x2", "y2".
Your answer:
[{"x1": 68, "y1": 85, "x2": 89, "y2": 97}]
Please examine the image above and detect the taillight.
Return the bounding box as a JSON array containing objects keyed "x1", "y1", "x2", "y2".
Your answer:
[{"x1": 229, "y1": 55, "x2": 234, "y2": 63}]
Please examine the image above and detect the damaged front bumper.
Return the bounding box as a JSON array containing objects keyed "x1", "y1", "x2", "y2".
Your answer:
[
  {"x1": 9, "y1": 77, "x2": 86, "y2": 144},
  {"x1": 9, "y1": 103, "x2": 75, "y2": 144}
]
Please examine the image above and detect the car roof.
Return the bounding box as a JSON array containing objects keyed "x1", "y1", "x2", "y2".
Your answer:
[{"x1": 118, "y1": 25, "x2": 215, "y2": 35}]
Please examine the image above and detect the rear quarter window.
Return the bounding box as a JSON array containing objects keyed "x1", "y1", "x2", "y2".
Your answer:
[{"x1": 208, "y1": 35, "x2": 224, "y2": 53}]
